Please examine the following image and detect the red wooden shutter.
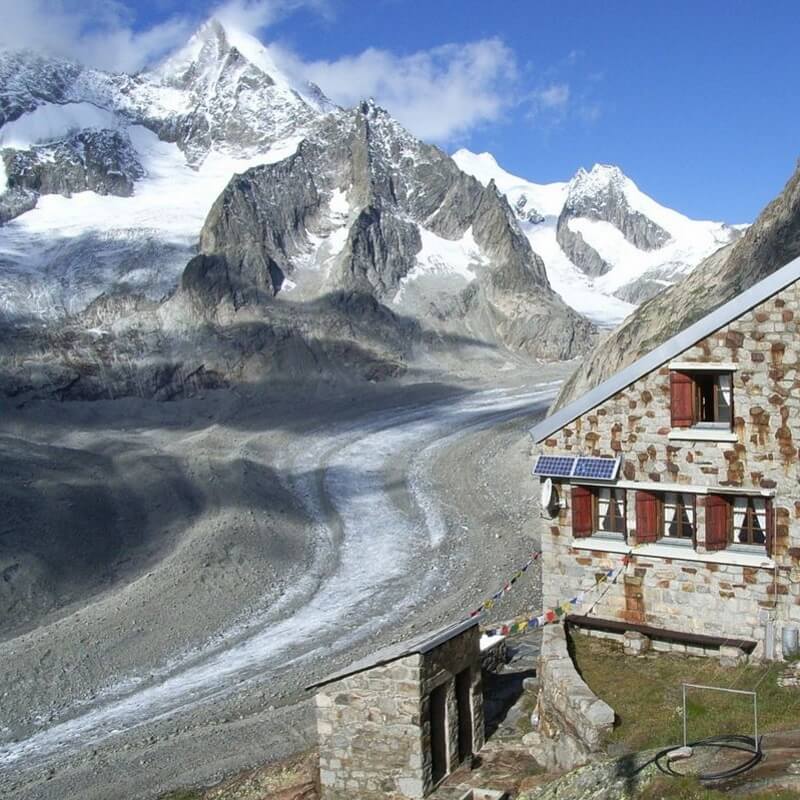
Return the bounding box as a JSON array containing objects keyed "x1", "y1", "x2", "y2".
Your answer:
[
  {"x1": 635, "y1": 490, "x2": 659, "y2": 543},
  {"x1": 705, "y1": 494, "x2": 730, "y2": 551},
  {"x1": 766, "y1": 500, "x2": 775, "y2": 557},
  {"x1": 670, "y1": 371, "x2": 695, "y2": 428},
  {"x1": 571, "y1": 485, "x2": 593, "y2": 538}
]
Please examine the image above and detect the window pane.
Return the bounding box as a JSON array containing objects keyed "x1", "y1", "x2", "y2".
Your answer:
[
  {"x1": 696, "y1": 376, "x2": 715, "y2": 422},
  {"x1": 733, "y1": 496, "x2": 766, "y2": 545},
  {"x1": 664, "y1": 493, "x2": 693, "y2": 539},
  {"x1": 609, "y1": 490, "x2": 625, "y2": 534},
  {"x1": 681, "y1": 495, "x2": 695, "y2": 525},
  {"x1": 715, "y1": 374, "x2": 732, "y2": 423},
  {"x1": 676, "y1": 500, "x2": 694, "y2": 539}
]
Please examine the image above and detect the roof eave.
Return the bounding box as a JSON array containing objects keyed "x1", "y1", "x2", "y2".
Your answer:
[{"x1": 530, "y1": 254, "x2": 800, "y2": 444}]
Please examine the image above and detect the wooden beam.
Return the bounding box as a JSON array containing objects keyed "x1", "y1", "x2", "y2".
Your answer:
[{"x1": 565, "y1": 614, "x2": 757, "y2": 654}]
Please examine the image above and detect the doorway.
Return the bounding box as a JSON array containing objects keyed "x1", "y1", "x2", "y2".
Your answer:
[
  {"x1": 430, "y1": 684, "x2": 448, "y2": 784},
  {"x1": 456, "y1": 668, "x2": 473, "y2": 762}
]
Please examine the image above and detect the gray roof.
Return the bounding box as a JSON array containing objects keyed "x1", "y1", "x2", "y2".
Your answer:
[
  {"x1": 531, "y1": 254, "x2": 800, "y2": 444},
  {"x1": 306, "y1": 617, "x2": 478, "y2": 690}
]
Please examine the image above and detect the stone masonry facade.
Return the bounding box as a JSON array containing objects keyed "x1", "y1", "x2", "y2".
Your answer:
[
  {"x1": 539, "y1": 280, "x2": 800, "y2": 660},
  {"x1": 315, "y1": 625, "x2": 484, "y2": 799}
]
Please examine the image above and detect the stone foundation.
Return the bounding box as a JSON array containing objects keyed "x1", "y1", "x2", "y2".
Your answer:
[{"x1": 523, "y1": 624, "x2": 614, "y2": 771}]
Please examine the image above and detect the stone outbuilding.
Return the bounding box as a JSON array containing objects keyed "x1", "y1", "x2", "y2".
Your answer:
[
  {"x1": 530, "y1": 254, "x2": 800, "y2": 663},
  {"x1": 308, "y1": 618, "x2": 484, "y2": 799}
]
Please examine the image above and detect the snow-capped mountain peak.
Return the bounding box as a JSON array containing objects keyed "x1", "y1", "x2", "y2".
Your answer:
[
  {"x1": 567, "y1": 163, "x2": 626, "y2": 198},
  {"x1": 148, "y1": 18, "x2": 333, "y2": 114},
  {"x1": 148, "y1": 18, "x2": 230, "y2": 88},
  {"x1": 453, "y1": 148, "x2": 741, "y2": 326},
  {"x1": 451, "y1": 148, "x2": 567, "y2": 219}
]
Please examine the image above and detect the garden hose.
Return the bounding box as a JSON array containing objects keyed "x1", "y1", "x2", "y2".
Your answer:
[{"x1": 632, "y1": 734, "x2": 763, "y2": 782}]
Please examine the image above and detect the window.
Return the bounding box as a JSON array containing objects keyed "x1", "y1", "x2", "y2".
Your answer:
[
  {"x1": 695, "y1": 373, "x2": 732, "y2": 425},
  {"x1": 670, "y1": 370, "x2": 733, "y2": 429},
  {"x1": 663, "y1": 492, "x2": 696, "y2": 542},
  {"x1": 634, "y1": 491, "x2": 773, "y2": 554},
  {"x1": 636, "y1": 491, "x2": 697, "y2": 545},
  {"x1": 571, "y1": 485, "x2": 626, "y2": 539},
  {"x1": 733, "y1": 497, "x2": 766, "y2": 546},
  {"x1": 706, "y1": 494, "x2": 772, "y2": 551},
  {"x1": 596, "y1": 487, "x2": 626, "y2": 536}
]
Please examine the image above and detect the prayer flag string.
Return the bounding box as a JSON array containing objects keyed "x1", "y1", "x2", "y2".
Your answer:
[
  {"x1": 480, "y1": 560, "x2": 628, "y2": 638},
  {"x1": 468, "y1": 551, "x2": 541, "y2": 618}
]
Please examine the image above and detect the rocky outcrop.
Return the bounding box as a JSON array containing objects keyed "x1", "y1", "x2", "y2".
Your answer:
[
  {"x1": 341, "y1": 205, "x2": 421, "y2": 297},
  {"x1": 555, "y1": 161, "x2": 800, "y2": 409},
  {"x1": 0, "y1": 50, "x2": 83, "y2": 128},
  {"x1": 514, "y1": 194, "x2": 545, "y2": 224},
  {"x1": 184, "y1": 100, "x2": 595, "y2": 362},
  {"x1": 563, "y1": 165, "x2": 671, "y2": 252},
  {"x1": 556, "y1": 221, "x2": 612, "y2": 277},
  {"x1": 611, "y1": 272, "x2": 670, "y2": 305},
  {"x1": 2, "y1": 129, "x2": 144, "y2": 203},
  {"x1": 140, "y1": 19, "x2": 324, "y2": 166},
  {"x1": 183, "y1": 150, "x2": 323, "y2": 308},
  {"x1": 0, "y1": 186, "x2": 37, "y2": 224},
  {"x1": 555, "y1": 164, "x2": 671, "y2": 278}
]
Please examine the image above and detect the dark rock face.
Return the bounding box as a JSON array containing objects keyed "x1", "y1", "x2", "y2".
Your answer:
[
  {"x1": 0, "y1": 186, "x2": 37, "y2": 225},
  {"x1": 185, "y1": 101, "x2": 595, "y2": 361},
  {"x1": 2, "y1": 129, "x2": 144, "y2": 202},
  {"x1": 342, "y1": 205, "x2": 421, "y2": 297},
  {"x1": 556, "y1": 165, "x2": 672, "y2": 277},
  {"x1": 184, "y1": 151, "x2": 323, "y2": 308},
  {"x1": 556, "y1": 222, "x2": 612, "y2": 277},
  {"x1": 514, "y1": 194, "x2": 544, "y2": 224},
  {"x1": 0, "y1": 50, "x2": 83, "y2": 128},
  {"x1": 554, "y1": 162, "x2": 800, "y2": 409}
]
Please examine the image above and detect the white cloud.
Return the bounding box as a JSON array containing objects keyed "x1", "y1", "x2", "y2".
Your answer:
[
  {"x1": 275, "y1": 38, "x2": 517, "y2": 143},
  {"x1": 210, "y1": 0, "x2": 331, "y2": 36},
  {"x1": 537, "y1": 83, "x2": 570, "y2": 110},
  {"x1": 0, "y1": 0, "x2": 519, "y2": 143},
  {"x1": 211, "y1": 0, "x2": 281, "y2": 33},
  {"x1": 0, "y1": 0, "x2": 194, "y2": 72}
]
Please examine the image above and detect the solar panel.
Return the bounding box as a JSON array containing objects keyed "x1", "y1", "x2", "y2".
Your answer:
[
  {"x1": 572, "y1": 456, "x2": 620, "y2": 481},
  {"x1": 533, "y1": 455, "x2": 576, "y2": 477}
]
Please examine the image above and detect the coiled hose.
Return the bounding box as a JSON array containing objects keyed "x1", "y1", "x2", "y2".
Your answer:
[{"x1": 634, "y1": 734, "x2": 763, "y2": 782}]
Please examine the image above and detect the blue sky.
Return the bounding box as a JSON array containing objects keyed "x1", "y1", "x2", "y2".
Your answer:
[{"x1": 4, "y1": 0, "x2": 799, "y2": 223}]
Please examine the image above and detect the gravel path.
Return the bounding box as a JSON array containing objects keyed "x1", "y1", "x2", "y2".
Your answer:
[{"x1": 0, "y1": 364, "x2": 568, "y2": 799}]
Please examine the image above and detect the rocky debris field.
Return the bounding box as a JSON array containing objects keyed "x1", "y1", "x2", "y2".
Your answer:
[{"x1": 0, "y1": 360, "x2": 567, "y2": 800}]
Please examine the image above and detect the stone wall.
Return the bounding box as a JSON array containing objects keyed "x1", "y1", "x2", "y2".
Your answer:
[
  {"x1": 315, "y1": 625, "x2": 483, "y2": 799},
  {"x1": 539, "y1": 281, "x2": 800, "y2": 659},
  {"x1": 479, "y1": 636, "x2": 509, "y2": 672},
  {"x1": 316, "y1": 653, "x2": 424, "y2": 800},
  {"x1": 524, "y1": 624, "x2": 614, "y2": 771}
]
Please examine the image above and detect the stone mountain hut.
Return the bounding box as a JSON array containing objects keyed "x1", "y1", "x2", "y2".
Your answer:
[
  {"x1": 307, "y1": 618, "x2": 484, "y2": 799},
  {"x1": 530, "y1": 254, "x2": 800, "y2": 663}
]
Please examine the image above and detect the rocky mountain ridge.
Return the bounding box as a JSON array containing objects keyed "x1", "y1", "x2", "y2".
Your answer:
[
  {"x1": 453, "y1": 150, "x2": 742, "y2": 324},
  {"x1": 0, "y1": 20, "x2": 594, "y2": 401}
]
